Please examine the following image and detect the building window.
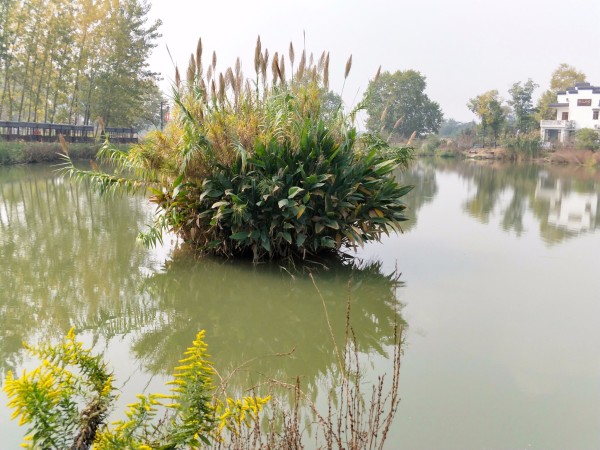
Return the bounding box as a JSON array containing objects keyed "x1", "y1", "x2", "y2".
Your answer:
[
  {"x1": 562, "y1": 112, "x2": 569, "y2": 120},
  {"x1": 594, "y1": 110, "x2": 599, "y2": 120}
]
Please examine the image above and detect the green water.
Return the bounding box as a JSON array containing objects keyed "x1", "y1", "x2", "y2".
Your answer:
[{"x1": 1, "y1": 160, "x2": 599, "y2": 449}]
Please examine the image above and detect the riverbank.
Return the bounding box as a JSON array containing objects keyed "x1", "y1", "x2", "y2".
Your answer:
[
  {"x1": 0, "y1": 140, "x2": 104, "y2": 165},
  {"x1": 460, "y1": 146, "x2": 600, "y2": 166}
]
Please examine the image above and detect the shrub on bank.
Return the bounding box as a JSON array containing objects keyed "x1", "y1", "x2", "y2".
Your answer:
[
  {"x1": 0, "y1": 141, "x2": 101, "y2": 165},
  {"x1": 63, "y1": 37, "x2": 413, "y2": 260},
  {"x1": 503, "y1": 132, "x2": 542, "y2": 159},
  {"x1": 574, "y1": 128, "x2": 600, "y2": 151}
]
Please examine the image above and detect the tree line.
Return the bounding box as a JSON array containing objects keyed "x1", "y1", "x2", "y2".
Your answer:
[
  {"x1": 0, "y1": 0, "x2": 162, "y2": 128},
  {"x1": 467, "y1": 63, "x2": 588, "y2": 146}
]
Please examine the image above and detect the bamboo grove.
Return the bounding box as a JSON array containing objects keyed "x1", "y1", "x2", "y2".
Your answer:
[{"x1": 0, "y1": 0, "x2": 162, "y2": 128}]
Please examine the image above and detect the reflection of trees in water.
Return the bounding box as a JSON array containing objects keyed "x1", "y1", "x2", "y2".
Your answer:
[
  {"x1": 0, "y1": 165, "x2": 405, "y2": 399},
  {"x1": 396, "y1": 160, "x2": 438, "y2": 232},
  {"x1": 130, "y1": 255, "x2": 404, "y2": 397},
  {"x1": 0, "y1": 165, "x2": 154, "y2": 376},
  {"x1": 450, "y1": 161, "x2": 600, "y2": 244}
]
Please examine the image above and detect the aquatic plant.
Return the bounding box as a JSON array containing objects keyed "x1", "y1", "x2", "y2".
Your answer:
[
  {"x1": 61, "y1": 37, "x2": 413, "y2": 260},
  {"x1": 3, "y1": 329, "x2": 269, "y2": 449}
]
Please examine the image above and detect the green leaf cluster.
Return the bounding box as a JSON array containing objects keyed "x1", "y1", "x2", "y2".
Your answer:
[
  {"x1": 62, "y1": 37, "x2": 414, "y2": 261},
  {"x1": 4, "y1": 329, "x2": 269, "y2": 450}
]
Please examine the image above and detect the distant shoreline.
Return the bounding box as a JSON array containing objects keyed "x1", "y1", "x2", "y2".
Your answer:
[{"x1": 0, "y1": 141, "x2": 117, "y2": 165}]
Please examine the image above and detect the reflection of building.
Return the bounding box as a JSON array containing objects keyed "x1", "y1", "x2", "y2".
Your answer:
[
  {"x1": 535, "y1": 173, "x2": 599, "y2": 232},
  {"x1": 540, "y1": 83, "x2": 600, "y2": 143}
]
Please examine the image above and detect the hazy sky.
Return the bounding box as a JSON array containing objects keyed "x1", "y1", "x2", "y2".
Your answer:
[{"x1": 147, "y1": 0, "x2": 600, "y2": 123}]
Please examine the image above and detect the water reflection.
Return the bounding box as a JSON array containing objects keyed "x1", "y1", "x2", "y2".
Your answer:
[
  {"x1": 397, "y1": 160, "x2": 438, "y2": 232},
  {"x1": 0, "y1": 164, "x2": 155, "y2": 376},
  {"x1": 0, "y1": 165, "x2": 404, "y2": 399},
  {"x1": 446, "y1": 160, "x2": 600, "y2": 244},
  {"x1": 129, "y1": 256, "x2": 403, "y2": 394}
]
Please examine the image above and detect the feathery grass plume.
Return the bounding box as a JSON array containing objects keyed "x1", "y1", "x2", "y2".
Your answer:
[
  {"x1": 254, "y1": 35, "x2": 262, "y2": 74},
  {"x1": 200, "y1": 79, "x2": 208, "y2": 103},
  {"x1": 374, "y1": 65, "x2": 382, "y2": 83},
  {"x1": 380, "y1": 106, "x2": 389, "y2": 123},
  {"x1": 58, "y1": 134, "x2": 69, "y2": 155},
  {"x1": 297, "y1": 50, "x2": 306, "y2": 80},
  {"x1": 97, "y1": 116, "x2": 105, "y2": 137},
  {"x1": 175, "y1": 66, "x2": 181, "y2": 90},
  {"x1": 289, "y1": 42, "x2": 295, "y2": 66},
  {"x1": 407, "y1": 130, "x2": 417, "y2": 146},
  {"x1": 393, "y1": 117, "x2": 403, "y2": 129},
  {"x1": 206, "y1": 65, "x2": 213, "y2": 85},
  {"x1": 225, "y1": 67, "x2": 234, "y2": 89},
  {"x1": 260, "y1": 50, "x2": 268, "y2": 80},
  {"x1": 218, "y1": 73, "x2": 225, "y2": 104},
  {"x1": 187, "y1": 54, "x2": 196, "y2": 85},
  {"x1": 212, "y1": 50, "x2": 217, "y2": 70},
  {"x1": 318, "y1": 51, "x2": 326, "y2": 71},
  {"x1": 309, "y1": 52, "x2": 314, "y2": 67},
  {"x1": 196, "y1": 37, "x2": 203, "y2": 75},
  {"x1": 344, "y1": 54, "x2": 353, "y2": 79},
  {"x1": 272, "y1": 51, "x2": 280, "y2": 84},
  {"x1": 279, "y1": 54, "x2": 285, "y2": 82},
  {"x1": 235, "y1": 58, "x2": 241, "y2": 78},
  {"x1": 62, "y1": 36, "x2": 414, "y2": 261},
  {"x1": 323, "y1": 52, "x2": 330, "y2": 90}
]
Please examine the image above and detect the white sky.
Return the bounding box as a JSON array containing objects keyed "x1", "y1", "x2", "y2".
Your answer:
[{"x1": 146, "y1": 0, "x2": 600, "y2": 123}]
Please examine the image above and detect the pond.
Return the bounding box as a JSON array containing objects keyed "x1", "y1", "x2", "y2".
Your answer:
[{"x1": 0, "y1": 159, "x2": 599, "y2": 449}]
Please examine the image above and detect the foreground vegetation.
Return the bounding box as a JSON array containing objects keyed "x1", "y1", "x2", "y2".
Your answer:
[
  {"x1": 62, "y1": 37, "x2": 413, "y2": 260},
  {"x1": 0, "y1": 140, "x2": 102, "y2": 164},
  {"x1": 4, "y1": 292, "x2": 404, "y2": 449}
]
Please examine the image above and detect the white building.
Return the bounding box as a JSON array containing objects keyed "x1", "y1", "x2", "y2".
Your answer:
[{"x1": 540, "y1": 82, "x2": 600, "y2": 143}]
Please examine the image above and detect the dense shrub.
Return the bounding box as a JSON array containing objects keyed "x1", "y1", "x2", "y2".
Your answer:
[
  {"x1": 63, "y1": 37, "x2": 413, "y2": 260},
  {"x1": 503, "y1": 132, "x2": 542, "y2": 159},
  {"x1": 575, "y1": 128, "x2": 600, "y2": 151}
]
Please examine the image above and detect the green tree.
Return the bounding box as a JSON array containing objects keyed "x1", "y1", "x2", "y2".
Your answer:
[
  {"x1": 550, "y1": 63, "x2": 586, "y2": 91},
  {"x1": 508, "y1": 79, "x2": 538, "y2": 133},
  {"x1": 0, "y1": 0, "x2": 161, "y2": 127},
  {"x1": 574, "y1": 128, "x2": 599, "y2": 151},
  {"x1": 364, "y1": 70, "x2": 443, "y2": 139},
  {"x1": 86, "y1": 0, "x2": 161, "y2": 127},
  {"x1": 467, "y1": 90, "x2": 506, "y2": 147},
  {"x1": 536, "y1": 63, "x2": 587, "y2": 122}
]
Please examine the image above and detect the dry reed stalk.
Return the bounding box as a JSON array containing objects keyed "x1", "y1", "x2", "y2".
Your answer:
[
  {"x1": 374, "y1": 65, "x2": 382, "y2": 83},
  {"x1": 407, "y1": 130, "x2": 417, "y2": 145},
  {"x1": 323, "y1": 52, "x2": 330, "y2": 90},
  {"x1": 195, "y1": 37, "x2": 202, "y2": 75},
  {"x1": 206, "y1": 65, "x2": 213, "y2": 86},
  {"x1": 344, "y1": 55, "x2": 353, "y2": 79},
  {"x1": 297, "y1": 50, "x2": 306, "y2": 80},
  {"x1": 309, "y1": 273, "x2": 344, "y2": 376},
  {"x1": 175, "y1": 66, "x2": 181, "y2": 89},
  {"x1": 393, "y1": 118, "x2": 403, "y2": 129},
  {"x1": 212, "y1": 50, "x2": 217, "y2": 70},
  {"x1": 380, "y1": 106, "x2": 388, "y2": 123},
  {"x1": 58, "y1": 133, "x2": 69, "y2": 155},
  {"x1": 279, "y1": 54, "x2": 285, "y2": 81},
  {"x1": 272, "y1": 52, "x2": 279, "y2": 84},
  {"x1": 254, "y1": 36, "x2": 261, "y2": 74},
  {"x1": 225, "y1": 67, "x2": 234, "y2": 89},
  {"x1": 289, "y1": 42, "x2": 295, "y2": 66},
  {"x1": 218, "y1": 73, "x2": 225, "y2": 104},
  {"x1": 186, "y1": 55, "x2": 195, "y2": 84}
]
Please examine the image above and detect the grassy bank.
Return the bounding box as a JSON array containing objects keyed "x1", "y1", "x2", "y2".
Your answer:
[{"x1": 0, "y1": 140, "x2": 104, "y2": 165}]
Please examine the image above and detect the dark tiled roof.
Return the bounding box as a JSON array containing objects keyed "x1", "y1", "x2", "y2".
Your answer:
[
  {"x1": 575, "y1": 82, "x2": 591, "y2": 87},
  {"x1": 557, "y1": 90, "x2": 566, "y2": 95}
]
